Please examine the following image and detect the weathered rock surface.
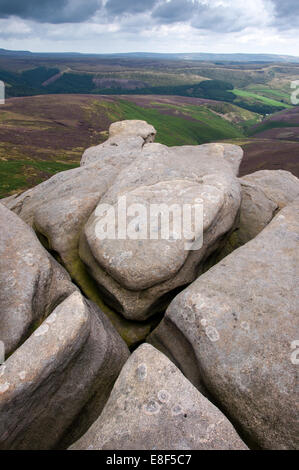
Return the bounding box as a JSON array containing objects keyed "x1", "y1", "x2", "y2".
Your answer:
[
  {"x1": 2, "y1": 122, "x2": 243, "y2": 327},
  {"x1": 0, "y1": 291, "x2": 130, "y2": 450},
  {"x1": 238, "y1": 170, "x2": 299, "y2": 244},
  {"x1": 109, "y1": 119, "x2": 157, "y2": 142},
  {"x1": 80, "y1": 141, "x2": 242, "y2": 320},
  {"x1": 1, "y1": 147, "x2": 152, "y2": 346},
  {"x1": 219, "y1": 143, "x2": 244, "y2": 176},
  {"x1": 0, "y1": 203, "x2": 76, "y2": 356},
  {"x1": 217, "y1": 170, "x2": 299, "y2": 258},
  {"x1": 81, "y1": 119, "x2": 156, "y2": 166},
  {"x1": 242, "y1": 169, "x2": 299, "y2": 209},
  {"x1": 71, "y1": 344, "x2": 247, "y2": 450},
  {"x1": 81, "y1": 135, "x2": 144, "y2": 167},
  {"x1": 148, "y1": 200, "x2": 299, "y2": 449}
]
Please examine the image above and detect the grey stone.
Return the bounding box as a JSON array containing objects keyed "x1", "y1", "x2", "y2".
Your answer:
[
  {"x1": 148, "y1": 200, "x2": 299, "y2": 449},
  {"x1": 109, "y1": 119, "x2": 156, "y2": 142},
  {"x1": 1, "y1": 122, "x2": 243, "y2": 330},
  {"x1": 218, "y1": 170, "x2": 299, "y2": 258},
  {"x1": 80, "y1": 142, "x2": 241, "y2": 320},
  {"x1": 1, "y1": 149, "x2": 152, "y2": 347},
  {"x1": 70, "y1": 344, "x2": 247, "y2": 450},
  {"x1": 242, "y1": 169, "x2": 299, "y2": 209},
  {"x1": 0, "y1": 291, "x2": 130, "y2": 450},
  {"x1": 0, "y1": 203, "x2": 76, "y2": 356},
  {"x1": 219, "y1": 143, "x2": 244, "y2": 176},
  {"x1": 80, "y1": 135, "x2": 144, "y2": 166},
  {"x1": 237, "y1": 181, "x2": 278, "y2": 245}
]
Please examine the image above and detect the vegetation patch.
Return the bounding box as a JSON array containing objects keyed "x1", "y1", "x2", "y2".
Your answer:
[{"x1": 232, "y1": 89, "x2": 292, "y2": 109}]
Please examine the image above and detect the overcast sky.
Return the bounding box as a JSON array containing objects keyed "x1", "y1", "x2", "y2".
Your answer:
[{"x1": 0, "y1": 0, "x2": 298, "y2": 55}]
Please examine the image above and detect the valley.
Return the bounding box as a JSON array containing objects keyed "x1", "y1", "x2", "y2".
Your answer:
[{"x1": 0, "y1": 50, "x2": 298, "y2": 198}]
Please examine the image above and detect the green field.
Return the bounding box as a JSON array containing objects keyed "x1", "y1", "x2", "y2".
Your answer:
[
  {"x1": 245, "y1": 85, "x2": 291, "y2": 102},
  {"x1": 232, "y1": 89, "x2": 292, "y2": 109},
  {"x1": 114, "y1": 100, "x2": 244, "y2": 146}
]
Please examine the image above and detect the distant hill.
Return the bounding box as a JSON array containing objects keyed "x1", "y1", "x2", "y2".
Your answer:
[
  {"x1": 1, "y1": 55, "x2": 298, "y2": 116},
  {"x1": 1, "y1": 49, "x2": 299, "y2": 63}
]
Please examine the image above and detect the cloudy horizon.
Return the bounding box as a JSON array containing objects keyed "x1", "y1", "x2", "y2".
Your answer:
[{"x1": 0, "y1": 0, "x2": 298, "y2": 56}]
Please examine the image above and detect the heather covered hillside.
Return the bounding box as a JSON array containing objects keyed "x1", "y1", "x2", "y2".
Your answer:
[{"x1": 0, "y1": 93, "x2": 298, "y2": 198}]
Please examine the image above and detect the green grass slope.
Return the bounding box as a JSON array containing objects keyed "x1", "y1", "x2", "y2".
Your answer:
[
  {"x1": 232, "y1": 89, "x2": 292, "y2": 109},
  {"x1": 0, "y1": 94, "x2": 250, "y2": 197},
  {"x1": 112, "y1": 99, "x2": 245, "y2": 146}
]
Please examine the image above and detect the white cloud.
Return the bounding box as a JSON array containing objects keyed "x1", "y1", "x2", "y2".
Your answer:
[{"x1": 0, "y1": 0, "x2": 297, "y2": 55}]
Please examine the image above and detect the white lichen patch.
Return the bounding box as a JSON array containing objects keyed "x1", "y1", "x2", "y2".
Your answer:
[
  {"x1": 119, "y1": 251, "x2": 133, "y2": 263},
  {"x1": 0, "y1": 382, "x2": 10, "y2": 393},
  {"x1": 143, "y1": 400, "x2": 161, "y2": 415},
  {"x1": 205, "y1": 326, "x2": 220, "y2": 342},
  {"x1": 19, "y1": 371, "x2": 26, "y2": 381},
  {"x1": 23, "y1": 252, "x2": 35, "y2": 267},
  {"x1": 157, "y1": 390, "x2": 170, "y2": 404}
]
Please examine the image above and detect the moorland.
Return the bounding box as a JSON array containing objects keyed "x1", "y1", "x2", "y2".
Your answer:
[{"x1": 0, "y1": 49, "x2": 298, "y2": 197}]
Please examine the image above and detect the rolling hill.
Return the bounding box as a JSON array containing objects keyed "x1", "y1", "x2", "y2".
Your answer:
[
  {"x1": 0, "y1": 93, "x2": 298, "y2": 198},
  {"x1": 1, "y1": 49, "x2": 298, "y2": 116}
]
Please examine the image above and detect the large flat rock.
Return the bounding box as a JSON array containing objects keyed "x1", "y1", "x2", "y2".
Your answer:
[
  {"x1": 71, "y1": 344, "x2": 247, "y2": 450},
  {"x1": 80, "y1": 142, "x2": 242, "y2": 320},
  {"x1": 148, "y1": 200, "x2": 299, "y2": 449}
]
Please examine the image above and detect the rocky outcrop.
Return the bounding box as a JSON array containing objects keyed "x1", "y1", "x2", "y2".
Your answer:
[
  {"x1": 0, "y1": 203, "x2": 76, "y2": 356},
  {"x1": 70, "y1": 344, "x2": 247, "y2": 450},
  {"x1": 0, "y1": 119, "x2": 297, "y2": 451},
  {"x1": 148, "y1": 200, "x2": 299, "y2": 449},
  {"x1": 2, "y1": 122, "x2": 243, "y2": 330},
  {"x1": 0, "y1": 291, "x2": 130, "y2": 450},
  {"x1": 80, "y1": 141, "x2": 242, "y2": 321},
  {"x1": 1, "y1": 127, "x2": 155, "y2": 346},
  {"x1": 81, "y1": 120, "x2": 156, "y2": 166}
]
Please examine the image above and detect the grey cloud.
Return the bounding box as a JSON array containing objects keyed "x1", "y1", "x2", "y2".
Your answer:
[
  {"x1": 0, "y1": 0, "x2": 102, "y2": 23},
  {"x1": 0, "y1": 0, "x2": 298, "y2": 35},
  {"x1": 152, "y1": 0, "x2": 253, "y2": 33},
  {"x1": 271, "y1": 0, "x2": 299, "y2": 28},
  {"x1": 191, "y1": 5, "x2": 252, "y2": 33},
  {"x1": 152, "y1": 0, "x2": 196, "y2": 23},
  {"x1": 105, "y1": 0, "x2": 157, "y2": 16}
]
